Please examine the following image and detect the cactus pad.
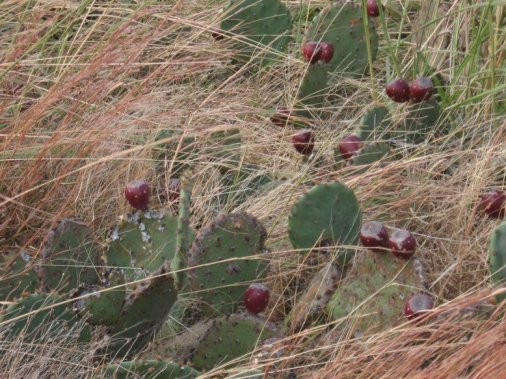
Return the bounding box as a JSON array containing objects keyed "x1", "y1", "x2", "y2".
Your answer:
[
  {"x1": 295, "y1": 64, "x2": 328, "y2": 120},
  {"x1": 326, "y1": 253, "x2": 428, "y2": 336},
  {"x1": 220, "y1": 0, "x2": 292, "y2": 66},
  {"x1": 306, "y1": 3, "x2": 378, "y2": 76},
  {"x1": 190, "y1": 313, "x2": 282, "y2": 371},
  {"x1": 188, "y1": 212, "x2": 268, "y2": 314},
  {"x1": 74, "y1": 270, "x2": 125, "y2": 326},
  {"x1": 106, "y1": 210, "x2": 194, "y2": 283},
  {"x1": 489, "y1": 220, "x2": 506, "y2": 303},
  {"x1": 104, "y1": 263, "x2": 178, "y2": 358},
  {"x1": 350, "y1": 142, "x2": 390, "y2": 167},
  {"x1": 103, "y1": 360, "x2": 200, "y2": 379},
  {"x1": 38, "y1": 218, "x2": 100, "y2": 292},
  {"x1": 397, "y1": 99, "x2": 441, "y2": 143},
  {"x1": 288, "y1": 183, "x2": 362, "y2": 266},
  {"x1": 357, "y1": 106, "x2": 392, "y2": 141},
  {"x1": 0, "y1": 251, "x2": 38, "y2": 301},
  {"x1": 0, "y1": 293, "x2": 91, "y2": 343},
  {"x1": 153, "y1": 130, "x2": 198, "y2": 178}
]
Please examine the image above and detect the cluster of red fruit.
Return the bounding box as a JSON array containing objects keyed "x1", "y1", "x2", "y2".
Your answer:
[{"x1": 386, "y1": 77, "x2": 434, "y2": 103}]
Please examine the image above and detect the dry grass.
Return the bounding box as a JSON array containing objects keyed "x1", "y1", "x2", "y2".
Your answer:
[{"x1": 1, "y1": 0, "x2": 505, "y2": 378}]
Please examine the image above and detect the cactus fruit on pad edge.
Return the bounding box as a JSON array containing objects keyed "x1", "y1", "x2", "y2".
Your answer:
[
  {"x1": 0, "y1": 293, "x2": 91, "y2": 343},
  {"x1": 187, "y1": 212, "x2": 268, "y2": 314},
  {"x1": 306, "y1": 3, "x2": 378, "y2": 77},
  {"x1": 220, "y1": 0, "x2": 292, "y2": 66},
  {"x1": 38, "y1": 218, "x2": 100, "y2": 293},
  {"x1": 103, "y1": 360, "x2": 200, "y2": 379},
  {"x1": 288, "y1": 183, "x2": 362, "y2": 266},
  {"x1": 326, "y1": 253, "x2": 428, "y2": 336},
  {"x1": 489, "y1": 220, "x2": 506, "y2": 303},
  {"x1": 0, "y1": 251, "x2": 38, "y2": 302},
  {"x1": 190, "y1": 313, "x2": 282, "y2": 371},
  {"x1": 101, "y1": 263, "x2": 178, "y2": 359},
  {"x1": 105, "y1": 209, "x2": 194, "y2": 283}
]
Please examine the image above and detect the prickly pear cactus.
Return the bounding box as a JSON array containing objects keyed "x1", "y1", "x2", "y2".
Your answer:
[
  {"x1": 357, "y1": 106, "x2": 393, "y2": 141},
  {"x1": 103, "y1": 263, "x2": 178, "y2": 358},
  {"x1": 350, "y1": 142, "x2": 390, "y2": 167},
  {"x1": 74, "y1": 270, "x2": 125, "y2": 326},
  {"x1": 326, "y1": 253, "x2": 428, "y2": 336},
  {"x1": 220, "y1": 0, "x2": 292, "y2": 66},
  {"x1": 489, "y1": 220, "x2": 506, "y2": 303},
  {"x1": 187, "y1": 212, "x2": 268, "y2": 314},
  {"x1": 103, "y1": 360, "x2": 200, "y2": 379},
  {"x1": 0, "y1": 251, "x2": 38, "y2": 301},
  {"x1": 153, "y1": 130, "x2": 198, "y2": 178},
  {"x1": 190, "y1": 313, "x2": 282, "y2": 371},
  {"x1": 288, "y1": 183, "x2": 362, "y2": 266},
  {"x1": 306, "y1": 3, "x2": 378, "y2": 76},
  {"x1": 288, "y1": 262, "x2": 341, "y2": 332},
  {"x1": 38, "y1": 218, "x2": 100, "y2": 293},
  {"x1": 396, "y1": 99, "x2": 441, "y2": 143},
  {"x1": 295, "y1": 64, "x2": 328, "y2": 120},
  {"x1": 105, "y1": 209, "x2": 194, "y2": 283},
  {"x1": 0, "y1": 293, "x2": 91, "y2": 343}
]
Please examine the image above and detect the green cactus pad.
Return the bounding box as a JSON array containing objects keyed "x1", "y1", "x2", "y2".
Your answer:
[
  {"x1": 205, "y1": 128, "x2": 242, "y2": 173},
  {"x1": 220, "y1": 0, "x2": 292, "y2": 66},
  {"x1": 106, "y1": 210, "x2": 194, "y2": 283},
  {"x1": 288, "y1": 183, "x2": 362, "y2": 266},
  {"x1": 288, "y1": 262, "x2": 341, "y2": 332},
  {"x1": 153, "y1": 130, "x2": 198, "y2": 178},
  {"x1": 104, "y1": 263, "x2": 178, "y2": 358},
  {"x1": 103, "y1": 360, "x2": 200, "y2": 379},
  {"x1": 74, "y1": 270, "x2": 125, "y2": 326},
  {"x1": 489, "y1": 220, "x2": 506, "y2": 303},
  {"x1": 350, "y1": 142, "x2": 390, "y2": 167},
  {"x1": 0, "y1": 251, "x2": 38, "y2": 302},
  {"x1": 295, "y1": 64, "x2": 328, "y2": 120},
  {"x1": 326, "y1": 254, "x2": 428, "y2": 335},
  {"x1": 0, "y1": 293, "x2": 91, "y2": 343},
  {"x1": 190, "y1": 313, "x2": 282, "y2": 371},
  {"x1": 357, "y1": 106, "x2": 392, "y2": 141},
  {"x1": 38, "y1": 218, "x2": 100, "y2": 293},
  {"x1": 306, "y1": 3, "x2": 378, "y2": 76},
  {"x1": 396, "y1": 99, "x2": 441, "y2": 143},
  {"x1": 188, "y1": 213, "x2": 268, "y2": 314}
]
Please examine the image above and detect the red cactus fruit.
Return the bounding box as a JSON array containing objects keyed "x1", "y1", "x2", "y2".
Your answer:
[
  {"x1": 125, "y1": 180, "x2": 150, "y2": 210},
  {"x1": 366, "y1": 0, "x2": 380, "y2": 17},
  {"x1": 270, "y1": 107, "x2": 291, "y2": 127},
  {"x1": 302, "y1": 42, "x2": 322, "y2": 64},
  {"x1": 319, "y1": 42, "x2": 334, "y2": 63},
  {"x1": 292, "y1": 129, "x2": 315, "y2": 155},
  {"x1": 404, "y1": 292, "x2": 434, "y2": 319},
  {"x1": 244, "y1": 283, "x2": 270, "y2": 314},
  {"x1": 409, "y1": 77, "x2": 434, "y2": 102},
  {"x1": 386, "y1": 78, "x2": 410, "y2": 103},
  {"x1": 389, "y1": 229, "x2": 416, "y2": 259},
  {"x1": 211, "y1": 28, "x2": 224, "y2": 41},
  {"x1": 360, "y1": 221, "x2": 389, "y2": 251},
  {"x1": 479, "y1": 189, "x2": 506, "y2": 218},
  {"x1": 338, "y1": 134, "x2": 364, "y2": 160}
]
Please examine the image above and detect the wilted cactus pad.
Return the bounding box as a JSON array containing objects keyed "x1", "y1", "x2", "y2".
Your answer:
[
  {"x1": 326, "y1": 253, "x2": 428, "y2": 335},
  {"x1": 220, "y1": 0, "x2": 292, "y2": 66},
  {"x1": 104, "y1": 359, "x2": 200, "y2": 379},
  {"x1": 38, "y1": 218, "x2": 100, "y2": 293},
  {"x1": 288, "y1": 182, "x2": 362, "y2": 266},
  {"x1": 188, "y1": 212, "x2": 268, "y2": 314}
]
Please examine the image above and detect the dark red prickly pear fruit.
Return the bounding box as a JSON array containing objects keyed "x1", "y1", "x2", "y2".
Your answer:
[
  {"x1": 389, "y1": 229, "x2": 416, "y2": 259},
  {"x1": 125, "y1": 180, "x2": 150, "y2": 210},
  {"x1": 404, "y1": 292, "x2": 434, "y2": 319},
  {"x1": 338, "y1": 134, "x2": 363, "y2": 160},
  {"x1": 302, "y1": 42, "x2": 322, "y2": 64},
  {"x1": 270, "y1": 107, "x2": 291, "y2": 127},
  {"x1": 479, "y1": 189, "x2": 505, "y2": 218},
  {"x1": 319, "y1": 42, "x2": 334, "y2": 63},
  {"x1": 211, "y1": 28, "x2": 224, "y2": 41},
  {"x1": 386, "y1": 78, "x2": 410, "y2": 103},
  {"x1": 244, "y1": 283, "x2": 270, "y2": 314},
  {"x1": 167, "y1": 178, "x2": 181, "y2": 202},
  {"x1": 366, "y1": 0, "x2": 380, "y2": 17},
  {"x1": 292, "y1": 129, "x2": 315, "y2": 155},
  {"x1": 360, "y1": 221, "x2": 389, "y2": 251},
  {"x1": 409, "y1": 77, "x2": 434, "y2": 102}
]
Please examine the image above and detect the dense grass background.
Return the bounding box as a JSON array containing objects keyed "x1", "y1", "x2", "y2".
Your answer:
[{"x1": 0, "y1": 0, "x2": 505, "y2": 377}]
